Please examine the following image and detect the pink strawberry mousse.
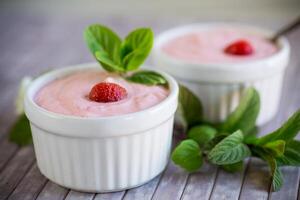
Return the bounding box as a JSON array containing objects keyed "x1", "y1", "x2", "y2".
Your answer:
[
  {"x1": 161, "y1": 28, "x2": 278, "y2": 63},
  {"x1": 35, "y1": 70, "x2": 169, "y2": 117}
]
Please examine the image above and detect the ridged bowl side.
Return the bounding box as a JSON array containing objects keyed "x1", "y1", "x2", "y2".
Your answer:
[
  {"x1": 31, "y1": 117, "x2": 174, "y2": 192},
  {"x1": 179, "y1": 73, "x2": 284, "y2": 125}
]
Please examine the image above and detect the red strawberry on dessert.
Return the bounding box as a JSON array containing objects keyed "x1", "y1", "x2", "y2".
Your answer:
[
  {"x1": 224, "y1": 40, "x2": 254, "y2": 56},
  {"x1": 89, "y1": 82, "x2": 127, "y2": 103}
]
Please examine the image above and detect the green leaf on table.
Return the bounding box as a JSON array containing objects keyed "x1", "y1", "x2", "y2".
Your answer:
[
  {"x1": 222, "y1": 161, "x2": 244, "y2": 172},
  {"x1": 9, "y1": 114, "x2": 32, "y2": 146},
  {"x1": 257, "y1": 109, "x2": 300, "y2": 145},
  {"x1": 171, "y1": 139, "x2": 203, "y2": 172},
  {"x1": 84, "y1": 24, "x2": 123, "y2": 72},
  {"x1": 188, "y1": 125, "x2": 217, "y2": 147},
  {"x1": 272, "y1": 163, "x2": 283, "y2": 192},
  {"x1": 252, "y1": 147, "x2": 283, "y2": 191},
  {"x1": 126, "y1": 70, "x2": 167, "y2": 86},
  {"x1": 221, "y1": 87, "x2": 260, "y2": 135},
  {"x1": 177, "y1": 85, "x2": 203, "y2": 130},
  {"x1": 263, "y1": 140, "x2": 285, "y2": 157},
  {"x1": 120, "y1": 28, "x2": 153, "y2": 71},
  {"x1": 277, "y1": 140, "x2": 300, "y2": 166},
  {"x1": 204, "y1": 134, "x2": 228, "y2": 151},
  {"x1": 208, "y1": 130, "x2": 251, "y2": 165},
  {"x1": 15, "y1": 77, "x2": 32, "y2": 115}
]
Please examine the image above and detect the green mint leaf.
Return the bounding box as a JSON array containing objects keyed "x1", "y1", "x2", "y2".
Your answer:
[
  {"x1": 272, "y1": 163, "x2": 283, "y2": 191},
  {"x1": 263, "y1": 140, "x2": 285, "y2": 157},
  {"x1": 276, "y1": 140, "x2": 300, "y2": 166},
  {"x1": 244, "y1": 133, "x2": 259, "y2": 145},
  {"x1": 177, "y1": 85, "x2": 203, "y2": 129},
  {"x1": 251, "y1": 147, "x2": 283, "y2": 191},
  {"x1": 15, "y1": 77, "x2": 32, "y2": 115},
  {"x1": 208, "y1": 130, "x2": 251, "y2": 165},
  {"x1": 84, "y1": 24, "x2": 123, "y2": 72},
  {"x1": 222, "y1": 161, "x2": 244, "y2": 173},
  {"x1": 204, "y1": 134, "x2": 228, "y2": 151},
  {"x1": 9, "y1": 114, "x2": 32, "y2": 146},
  {"x1": 126, "y1": 70, "x2": 167, "y2": 86},
  {"x1": 267, "y1": 156, "x2": 283, "y2": 192},
  {"x1": 257, "y1": 109, "x2": 300, "y2": 145},
  {"x1": 120, "y1": 28, "x2": 153, "y2": 71},
  {"x1": 188, "y1": 125, "x2": 217, "y2": 147},
  {"x1": 221, "y1": 87, "x2": 260, "y2": 135},
  {"x1": 171, "y1": 139, "x2": 203, "y2": 172},
  {"x1": 94, "y1": 51, "x2": 124, "y2": 72}
]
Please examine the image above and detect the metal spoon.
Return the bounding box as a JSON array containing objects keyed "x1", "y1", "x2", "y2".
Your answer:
[{"x1": 271, "y1": 15, "x2": 300, "y2": 42}]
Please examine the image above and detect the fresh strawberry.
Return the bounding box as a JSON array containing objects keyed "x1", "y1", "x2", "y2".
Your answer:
[
  {"x1": 89, "y1": 82, "x2": 127, "y2": 103},
  {"x1": 224, "y1": 40, "x2": 254, "y2": 56}
]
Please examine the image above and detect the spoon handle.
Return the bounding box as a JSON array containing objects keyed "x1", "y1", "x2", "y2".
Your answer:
[{"x1": 271, "y1": 16, "x2": 300, "y2": 42}]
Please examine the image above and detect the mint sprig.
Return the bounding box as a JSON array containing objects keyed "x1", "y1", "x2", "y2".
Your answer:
[
  {"x1": 220, "y1": 87, "x2": 260, "y2": 135},
  {"x1": 172, "y1": 85, "x2": 300, "y2": 191},
  {"x1": 9, "y1": 77, "x2": 33, "y2": 146},
  {"x1": 84, "y1": 24, "x2": 166, "y2": 86},
  {"x1": 10, "y1": 24, "x2": 166, "y2": 146},
  {"x1": 171, "y1": 139, "x2": 203, "y2": 172},
  {"x1": 177, "y1": 85, "x2": 203, "y2": 130},
  {"x1": 9, "y1": 114, "x2": 32, "y2": 146},
  {"x1": 126, "y1": 70, "x2": 167, "y2": 86},
  {"x1": 276, "y1": 140, "x2": 300, "y2": 166},
  {"x1": 208, "y1": 130, "x2": 251, "y2": 165}
]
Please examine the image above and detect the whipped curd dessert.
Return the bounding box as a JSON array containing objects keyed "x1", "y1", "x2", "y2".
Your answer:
[
  {"x1": 24, "y1": 64, "x2": 178, "y2": 192},
  {"x1": 35, "y1": 70, "x2": 169, "y2": 117},
  {"x1": 153, "y1": 23, "x2": 290, "y2": 125},
  {"x1": 161, "y1": 27, "x2": 278, "y2": 64}
]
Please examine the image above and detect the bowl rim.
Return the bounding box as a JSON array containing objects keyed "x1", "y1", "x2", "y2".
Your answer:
[
  {"x1": 25, "y1": 62, "x2": 179, "y2": 121},
  {"x1": 153, "y1": 22, "x2": 290, "y2": 68}
]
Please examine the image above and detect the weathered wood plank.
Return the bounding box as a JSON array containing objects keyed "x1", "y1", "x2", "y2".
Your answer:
[
  {"x1": 151, "y1": 162, "x2": 189, "y2": 200},
  {"x1": 7, "y1": 163, "x2": 48, "y2": 200},
  {"x1": 210, "y1": 160, "x2": 249, "y2": 200},
  {"x1": 0, "y1": 139, "x2": 18, "y2": 172},
  {"x1": 181, "y1": 163, "x2": 218, "y2": 200},
  {"x1": 0, "y1": 146, "x2": 35, "y2": 200},
  {"x1": 238, "y1": 158, "x2": 270, "y2": 200},
  {"x1": 122, "y1": 175, "x2": 161, "y2": 200},
  {"x1": 36, "y1": 181, "x2": 69, "y2": 200},
  {"x1": 64, "y1": 191, "x2": 95, "y2": 200},
  {"x1": 93, "y1": 191, "x2": 125, "y2": 200},
  {"x1": 269, "y1": 167, "x2": 300, "y2": 200}
]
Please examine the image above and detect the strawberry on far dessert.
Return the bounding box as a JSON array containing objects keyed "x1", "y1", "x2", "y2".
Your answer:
[
  {"x1": 89, "y1": 82, "x2": 127, "y2": 103},
  {"x1": 224, "y1": 40, "x2": 254, "y2": 56}
]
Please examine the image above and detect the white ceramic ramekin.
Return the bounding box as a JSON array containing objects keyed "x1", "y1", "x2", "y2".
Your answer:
[
  {"x1": 24, "y1": 63, "x2": 178, "y2": 192},
  {"x1": 153, "y1": 23, "x2": 290, "y2": 125}
]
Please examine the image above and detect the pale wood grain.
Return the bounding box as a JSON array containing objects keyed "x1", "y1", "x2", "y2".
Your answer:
[
  {"x1": 7, "y1": 163, "x2": 47, "y2": 200},
  {"x1": 210, "y1": 160, "x2": 249, "y2": 200},
  {"x1": 0, "y1": 147, "x2": 35, "y2": 200},
  {"x1": 0, "y1": 139, "x2": 18, "y2": 172},
  {"x1": 238, "y1": 158, "x2": 270, "y2": 200},
  {"x1": 151, "y1": 162, "x2": 189, "y2": 200},
  {"x1": 269, "y1": 167, "x2": 300, "y2": 200},
  {"x1": 36, "y1": 181, "x2": 69, "y2": 200},
  {"x1": 181, "y1": 163, "x2": 218, "y2": 200},
  {"x1": 93, "y1": 191, "x2": 125, "y2": 200},
  {"x1": 64, "y1": 191, "x2": 95, "y2": 200},
  {"x1": 122, "y1": 175, "x2": 161, "y2": 200}
]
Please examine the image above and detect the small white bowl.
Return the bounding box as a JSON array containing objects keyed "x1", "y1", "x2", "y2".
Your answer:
[
  {"x1": 153, "y1": 23, "x2": 290, "y2": 125},
  {"x1": 24, "y1": 63, "x2": 179, "y2": 192}
]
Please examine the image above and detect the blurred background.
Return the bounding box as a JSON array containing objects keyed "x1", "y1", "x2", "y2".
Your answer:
[
  {"x1": 1, "y1": 0, "x2": 300, "y2": 22},
  {"x1": 0, "y1": 0, "x2": 299, "y2": 113}
]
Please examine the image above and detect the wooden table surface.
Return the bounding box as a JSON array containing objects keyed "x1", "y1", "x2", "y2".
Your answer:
[{"x1": 0, "y1": 13, "x2": 300, "y2": 200}]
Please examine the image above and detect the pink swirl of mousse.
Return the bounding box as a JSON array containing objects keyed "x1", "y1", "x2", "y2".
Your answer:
[
  {"x1": 35, "y1": 70, "x2": 169, "y2": 117},
  {"x1": 161, "y1": 28, "x2": 278, "y2": 64}
]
